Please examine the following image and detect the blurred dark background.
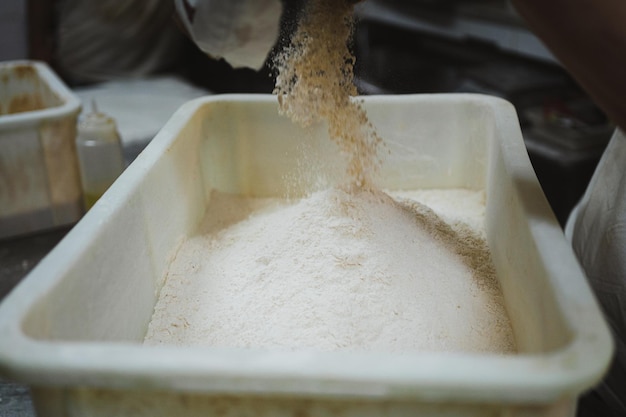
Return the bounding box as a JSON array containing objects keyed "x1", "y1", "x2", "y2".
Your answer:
[{"x1": 1, "y1": 0, "x2": 614, "y2": 227}]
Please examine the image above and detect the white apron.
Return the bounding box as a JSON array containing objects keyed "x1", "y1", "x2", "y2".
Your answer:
[{"x1": 566, "y1": 128, "x2": 626, "y2": 416}]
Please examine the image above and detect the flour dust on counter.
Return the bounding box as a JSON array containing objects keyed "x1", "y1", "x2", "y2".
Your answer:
[{"x1": 144, "y1": 187, "x2": 516, "y2": 354}]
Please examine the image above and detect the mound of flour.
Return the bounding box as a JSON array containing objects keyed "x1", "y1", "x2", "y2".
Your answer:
[{"x1": 144, "y1": 187, "x2": 515, "y2": 354}]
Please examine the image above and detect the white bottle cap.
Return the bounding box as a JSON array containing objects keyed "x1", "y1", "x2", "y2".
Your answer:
[{"x1": 77, "y1": 100, "x2": 121, "y2": 145}]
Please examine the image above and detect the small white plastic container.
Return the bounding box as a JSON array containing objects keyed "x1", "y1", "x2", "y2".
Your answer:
[
  {"x1": 0, "y1": 60, "x2": 83, "y2": 239},
  {"x1": 0, "y1": 94, "x2": 613, "y2": 417}
]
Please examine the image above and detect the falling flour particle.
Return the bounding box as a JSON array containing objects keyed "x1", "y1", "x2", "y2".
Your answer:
[
  {"x1": 273, "y1": 0, "x2": 383, "y2": 189},
  {"x1": 144, "y1": 187, "x2": 516, "y2": 354}
]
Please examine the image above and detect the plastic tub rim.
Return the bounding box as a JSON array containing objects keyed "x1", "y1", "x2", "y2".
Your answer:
[
  {"x1": 0, "y1": 60, "x2": 82, "y2": 130},
  {"x1": 0, "y1": 93, "x2": 613, "y2": 405}
]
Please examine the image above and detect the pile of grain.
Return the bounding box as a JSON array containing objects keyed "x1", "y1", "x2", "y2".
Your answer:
[{"x1": 145, "y1": 188, "x2": 516, "y2": 354}]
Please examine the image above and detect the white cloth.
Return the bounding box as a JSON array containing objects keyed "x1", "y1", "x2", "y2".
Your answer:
[
  {"x1": 73, "y1": 76, "x2": 211, "y2": 146},
  {"x1": 174, "y1": 0, "x2": 282, "y2": 70},
  {"x1": 56, "y1": 0, "x2": 185, "y2": 83},
  {"x1": 566, "y1": 128, "x2": 626, "y2": 416}
]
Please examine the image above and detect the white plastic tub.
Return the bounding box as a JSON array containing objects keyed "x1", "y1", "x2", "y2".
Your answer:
[
  {"x1": 0, "y1": 60, "x2": 83, "y2": 239},
  {"x1": 0, "y1": 94, "x2": 613, "y2": 416}
]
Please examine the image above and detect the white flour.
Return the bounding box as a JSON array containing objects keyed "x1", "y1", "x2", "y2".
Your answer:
[{"x1": 144, "y1": 187, "x2": 516, "y2": 354}]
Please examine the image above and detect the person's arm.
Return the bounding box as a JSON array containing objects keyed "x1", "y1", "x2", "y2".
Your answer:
[{"x1": 511, "y1": 0, "x2": 626, "y2": 131}]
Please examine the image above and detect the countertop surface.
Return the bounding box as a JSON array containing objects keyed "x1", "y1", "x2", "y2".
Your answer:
[{"x1": 0, "y1": 226, "x2": 69, "y2": 417}]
